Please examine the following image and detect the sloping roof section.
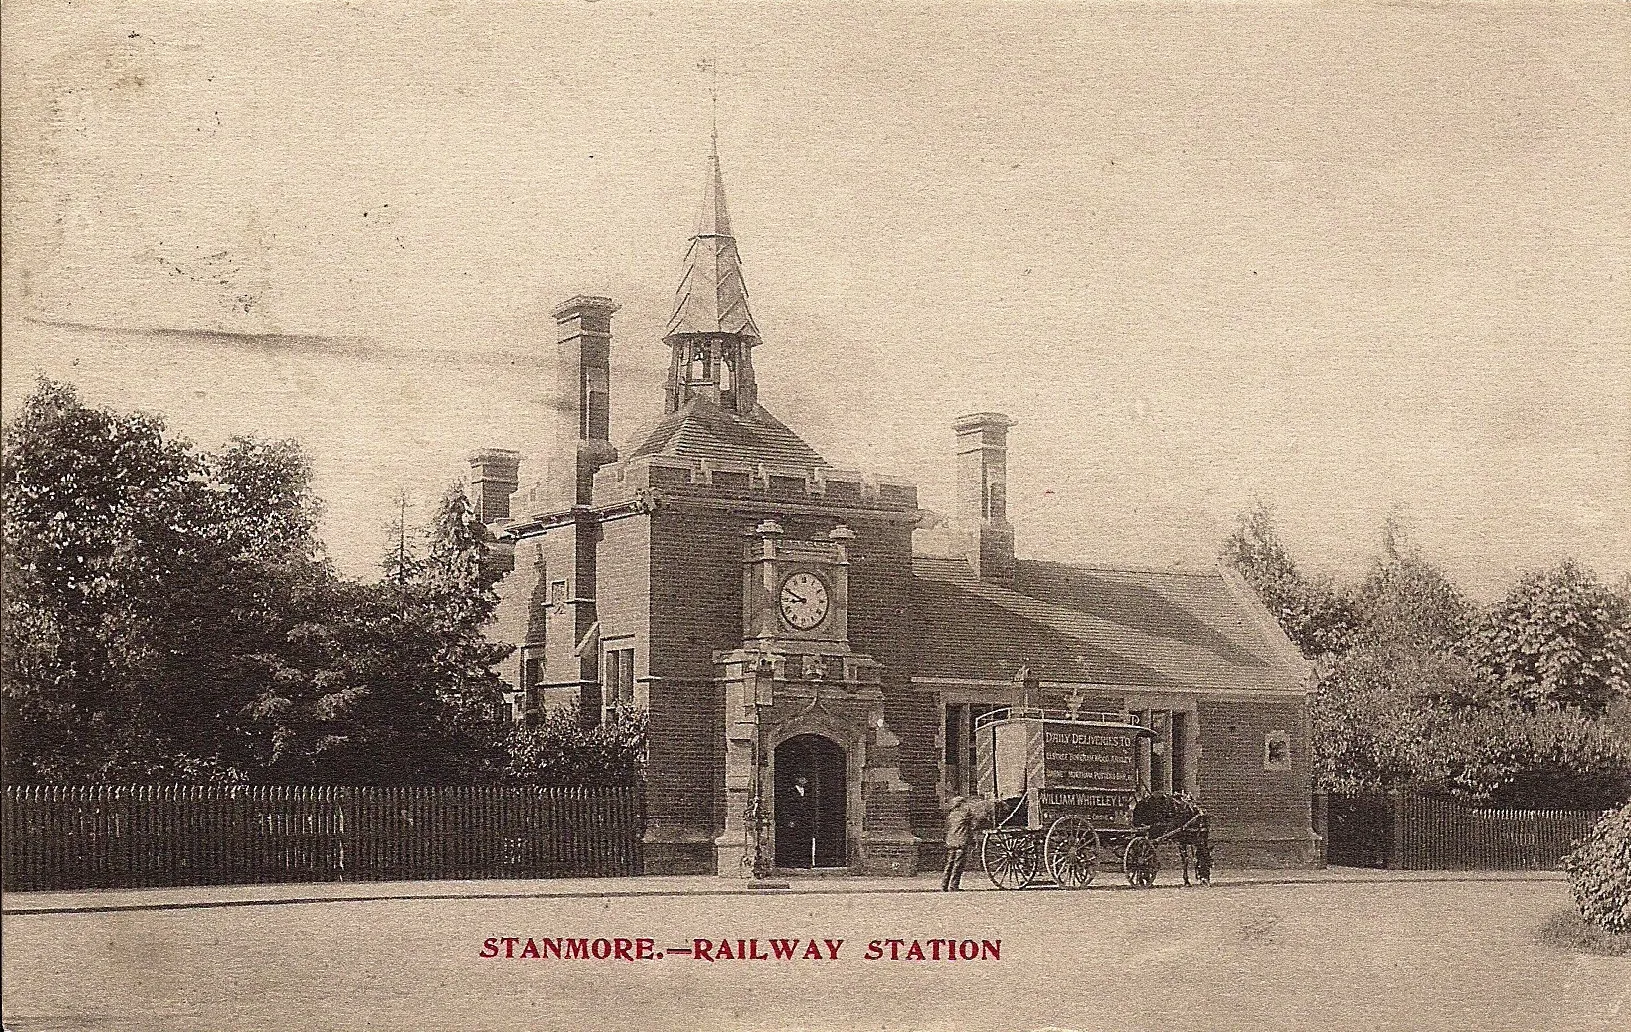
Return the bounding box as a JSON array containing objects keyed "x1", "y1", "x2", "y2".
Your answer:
[
  {"x1": 665, "y1": 137, "x2": 761, "y2": 341},
  {"x1": 911, "y1": 557, "x2": 1309, "y2": 692},
  {"x1": 625, "y1": 396, "x2": 828, "y2": 469}
]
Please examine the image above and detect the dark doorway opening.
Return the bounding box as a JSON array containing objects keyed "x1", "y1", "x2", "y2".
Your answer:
[{"x1": 773, "y1": 734, "x2": 847, "y2": 869}]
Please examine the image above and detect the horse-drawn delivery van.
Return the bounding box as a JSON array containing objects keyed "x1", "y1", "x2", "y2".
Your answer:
[{"x1": 974, "y1": 707, "x2": 1211, "y2": 889}]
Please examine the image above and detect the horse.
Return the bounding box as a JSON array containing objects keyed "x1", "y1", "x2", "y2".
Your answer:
[{"x1": 1130, "y1": 793, "x2": 1213, "y2": 886}]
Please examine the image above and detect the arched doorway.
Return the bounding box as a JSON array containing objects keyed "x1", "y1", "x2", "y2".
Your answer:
[{"x1": 773, "y1": 734, "x2": 847, "y2": 869}]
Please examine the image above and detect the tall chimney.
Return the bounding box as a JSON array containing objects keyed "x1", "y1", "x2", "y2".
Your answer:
[
  {"x1": 546, "y1": 295, "x2": 620, "y2": 508},
  {"x1": 467, "y1": 448, "x2": 521, "y2": 523},
  {"x1": 953, "y1": 412, "x2": 1017, "y2": 585}
]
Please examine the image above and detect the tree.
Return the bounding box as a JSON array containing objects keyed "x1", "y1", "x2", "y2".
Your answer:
[
  {"x1": 1563, "y1": 802, "x2": 1631, "y2": 936},
  {"x1": 1308, "y1": 641, "x2": 1480, "y2": 793},
  {"x1": 411, "y1": 485, "x2": 511, "y2": 738},
  {"x1": 246, "y1": 485, "x2": 511, "y2": 784},
  {"x1": 1415, "y1": 706, "x2": 1631, "y2": 809},
  {"x1": 3, "y1": 381, "x2": 514, "y2": 785},
  {"x1": 1467, "y1": 560, "x2": 1631, "y2": 715},
  {"x1": 1223, "y1": 502, "x2": 1631, "y2": 807},
  {"x1": 2, "y1": 381, "x2": 325, "y2": 780},
  {"x1": 1220, "y1": 503, "x2": 1360, "y2": 658},
  {"x1": 1354, "y1": 515, "x2": 1473, "y2": 654}
]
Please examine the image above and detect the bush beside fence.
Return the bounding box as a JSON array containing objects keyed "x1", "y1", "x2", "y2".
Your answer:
[
  {"x1": 1326, "y1": 790, "x2": 1603, "y2": 870},
  {"x1": 2, "y1": 784, "x2": 643, "y2": 891}
]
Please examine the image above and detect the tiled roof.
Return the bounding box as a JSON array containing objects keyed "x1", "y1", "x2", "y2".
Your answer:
[
  {"x1": 910, "y1": 557, "x2": 1308, "y2": 692},
  {"x1": 665, "y1": 138, "x2": 761, "y2": 341},
  {"x1": 624, "y1": 396, "x2": 828, "y2": 469}
]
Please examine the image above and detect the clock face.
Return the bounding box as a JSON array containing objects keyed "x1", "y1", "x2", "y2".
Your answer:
[{"x1": 778, "y1": 572, "x2": 830, "y2": 631}]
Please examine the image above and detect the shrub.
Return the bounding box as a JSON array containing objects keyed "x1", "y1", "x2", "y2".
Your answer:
[
  {"x1": 1416, "y1": 707, "x2": 1631, "y2": 809},
  {"x1": 502, "y1": 703, "x2": 647, "y2": 787},
  {"x1": 1562, "y1": 802, "x2": 1631, "y2": 936}
]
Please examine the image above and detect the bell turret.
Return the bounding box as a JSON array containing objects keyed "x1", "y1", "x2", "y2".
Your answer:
[{"x1": 662, "y1": 135, "x2": 760, "y2": 417}]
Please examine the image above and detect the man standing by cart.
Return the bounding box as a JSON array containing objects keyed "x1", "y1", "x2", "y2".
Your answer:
[{"x1": 941, "y1": 795, "x2": 976, "y2": 891}]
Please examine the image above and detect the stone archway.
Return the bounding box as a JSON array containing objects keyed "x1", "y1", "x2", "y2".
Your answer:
[{"x1": 773, "y1": 733, "x2": 848, "y2": 869}]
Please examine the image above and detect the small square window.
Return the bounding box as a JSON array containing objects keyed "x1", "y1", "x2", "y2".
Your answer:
[
  {"x1": 1264, "y1": 730, "x2": 1292, "y2": 772},
  {"x1": 549, "y1": 579, "x2": 568, "y2": 606}
]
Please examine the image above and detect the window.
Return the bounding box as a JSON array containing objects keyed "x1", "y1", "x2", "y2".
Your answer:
[
  {"x1": 604, "y1": 645, "x2": 635, "y2": 709},
  {"x1": 943, "y1": 702, "x2": 998, "y2": 797},
  {"x1": 1170, "y1": 712, "x2": 1189, "y2": 794},
  {"x1": 1264, "y1": 730, "x2": 1292, "y2": 772},
  {"x1": 549, "y1": 579, "x2": 568, "y2": 607}
]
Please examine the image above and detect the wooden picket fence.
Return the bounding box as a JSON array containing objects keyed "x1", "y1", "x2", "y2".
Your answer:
[
  {"x1": 1, "y1": 784, "x2": 644, "y2": 891},
  {"x1": 1325, "y1": 790, "x2": 1603, "y2": 870}
]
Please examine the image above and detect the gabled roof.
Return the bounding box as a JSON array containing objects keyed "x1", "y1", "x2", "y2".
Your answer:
[
  {"x1": 625, "y1": 395, "x2": 828, "y2": 469},
  {"x1": 910, "y1": 557, "x2": 1310, "y2": 692},
  {"x1": 665, "y1": 137, "x2": 761, "y2": 341}
]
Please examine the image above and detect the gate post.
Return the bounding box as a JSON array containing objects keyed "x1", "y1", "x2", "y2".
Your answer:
[{"x1": 1311, "y1": 791, "x2": 1328, "y2": 868}]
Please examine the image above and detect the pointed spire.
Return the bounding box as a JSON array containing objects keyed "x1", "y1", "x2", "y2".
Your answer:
[
  {"x1": 665, "y1": 137, "x2": 760, "y2": 342},
  {"x1": 693, "y1": 132, "x2": 733, "y2": 239}
]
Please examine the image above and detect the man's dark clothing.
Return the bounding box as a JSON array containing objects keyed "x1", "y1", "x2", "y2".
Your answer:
[{"x1": 941, "y1": 801, "x2": 976, "y2": 891}]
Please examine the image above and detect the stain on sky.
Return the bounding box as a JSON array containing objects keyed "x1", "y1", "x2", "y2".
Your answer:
[
  {"x1": 16, "y1": 317, "x2": 630, "y2": 413},
  {"x1": 153, "y1": 249, "x2": 259, "y2": 315}
]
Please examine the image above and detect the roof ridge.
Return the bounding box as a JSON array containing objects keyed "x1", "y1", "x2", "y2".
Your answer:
[{"x1": 1017, "y1": 558, "x2": 1225, "y2": 580}]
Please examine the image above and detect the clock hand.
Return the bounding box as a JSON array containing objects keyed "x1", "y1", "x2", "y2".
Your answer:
[{"x1": 784, "y1": 590, "x2": 808, "y2": 604}]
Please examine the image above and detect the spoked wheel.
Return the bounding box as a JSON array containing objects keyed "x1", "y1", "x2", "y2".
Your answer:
[
  {"x1": 1043, "y1": 816, "x2": 1100, "y2": 889},
  {"x1": 1124, "y1": 835, "x2": 1159, "y2": 888},
  {"x1": 981, "y1": 830, "x2": 1040, "y2": 890}
]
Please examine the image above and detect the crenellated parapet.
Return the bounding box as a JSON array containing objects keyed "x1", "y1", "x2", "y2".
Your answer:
[{"x1": 591, "y1": 454, "x2": 920, "y2": 517}]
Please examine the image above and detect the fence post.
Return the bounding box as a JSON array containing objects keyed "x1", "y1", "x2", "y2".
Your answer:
[{"x1": 1387, "y1": 789, "x2": 1405, "y2": 870}]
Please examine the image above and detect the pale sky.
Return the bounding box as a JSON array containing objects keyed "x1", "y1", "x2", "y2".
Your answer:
[{"x1": 3, "y1": 2, "x2": 1628, "y2": 599}]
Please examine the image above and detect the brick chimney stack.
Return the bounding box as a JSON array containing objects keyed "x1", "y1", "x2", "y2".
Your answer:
[
  {"x1": 953, "y1": 412, "x2": 1017, "y2": 585},
  {"x1": 467, "y1": 448, "x2": 521, "y2": 523},
  {"x1": 546, "y1": 295, "x2": 620, "y2": 509}
]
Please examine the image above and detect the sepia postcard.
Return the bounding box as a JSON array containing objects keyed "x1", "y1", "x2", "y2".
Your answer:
[{"x1": 2, "y1": 3, "x2": 1628, "y2": 1031}]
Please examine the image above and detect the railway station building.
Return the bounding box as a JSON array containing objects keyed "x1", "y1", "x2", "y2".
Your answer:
[{"x1": 475, "y1": 140, "x2": 1319, "y2": 877}]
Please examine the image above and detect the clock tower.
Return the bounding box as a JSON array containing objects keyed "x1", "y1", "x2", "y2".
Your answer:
[{"x1": 714, "y1": 519, "x2": 916, "y2": 878}]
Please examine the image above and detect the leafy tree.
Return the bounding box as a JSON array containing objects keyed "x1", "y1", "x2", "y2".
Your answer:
[
  {"x1": 1, "y1": 380, "x2": 323, "y2": 780},
  {"x1": 3, "y1": 381, "x2": 513, "y2": 786},
  {"x1": 410, "y1": 485, "x2": 510, "y2": 740},
  {"x1": 1354, "y1": 515, "x2": 1473, "y2": 653},
  {"x1": 250, "y1": 486, "x2": 511, "y2": 783},
  {"x1": 1308, "y1": 641, "x2": 1480, "y2": 793},
  {"x1": 1224, "y1": 503, "x2": 1630, "y2": 808},
  {"x1": 1414, "y1": 706, "x2": 1631, "y2": 809},
  {"x1": 1220, "y1": 503, "x2": 1360, "y2": 658},
  {"x1": 1467, "y1": 560, "x2": 1631, "y2": 715}
]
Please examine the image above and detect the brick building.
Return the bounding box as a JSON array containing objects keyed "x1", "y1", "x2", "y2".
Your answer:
[{"x1": 475, "y1": 139, "x2": 1318, "y2": 876}]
